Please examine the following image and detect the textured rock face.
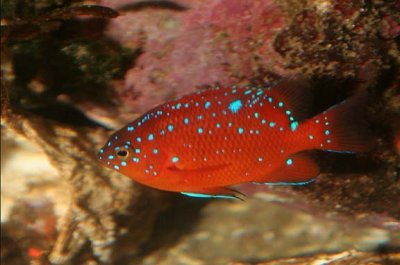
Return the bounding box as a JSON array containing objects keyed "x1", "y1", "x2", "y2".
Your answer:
[
  {"x1": 99, "y1": 0, "x2": 399, "y2": 121},
  {"x1": 1, "y1": 0, "x2": 399, "y2": 264},
  {"x1": 98, "y1": 0, "x2": 287, "y2": 121},
  {"x1": 137, "y1": 199, "x2": 399, "y2": 265},
  {"x1": 233, "y1": 250, "x2": 400, "y2": 265}
]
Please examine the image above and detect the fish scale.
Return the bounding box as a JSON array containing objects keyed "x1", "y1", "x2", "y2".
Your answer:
[
  {"x1": 168, "y1": 90, "x2": 280, "y2": 173},
  {"x1": 98, "y1": 79, "x2": 371, "y2": 199}
]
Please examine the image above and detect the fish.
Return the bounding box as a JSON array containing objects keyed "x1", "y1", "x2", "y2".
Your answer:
[{"x1": 98, "y1": 79, "x2": 371, "y2": 199}]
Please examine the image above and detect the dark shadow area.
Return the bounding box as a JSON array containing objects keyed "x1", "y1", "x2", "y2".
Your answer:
[
  {"x1": 375, "y1": 244, "x2": 400, "y2": 265},
  {"x1": 6, "y1": 13, "x2": 141, "y2": 127},
  {"x1": 113, "y1": 191, "x2": 208, "y2": 264},
  {"x1": 1, "y1": 224, "x2": 27, "y2": 265},
  {"x1": 311, "y1": 78, "x2": 356, "y2": 112},
  {"x1": 140, "y1": 197, "x2": 207, "y2": 253},
  {"x1": 118, "y1": 1, "x2": 189, "y2": 12},
  {"x1": 28, "y1": 103, "x2": 102, "y2": 128},
  {"x1": 316, "y1": 151, "x2": 379, "y2": 174}
]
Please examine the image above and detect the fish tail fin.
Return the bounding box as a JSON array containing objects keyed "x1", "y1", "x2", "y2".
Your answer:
[{"x1": 308, "y1": 92, "x2": 373, "y2": 153}]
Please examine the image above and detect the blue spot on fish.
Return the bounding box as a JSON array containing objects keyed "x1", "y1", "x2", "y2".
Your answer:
[
  {"x1": 148, "y1": 134, "x2": 154, "y2": 141},
  {"x1": 286, "y1": 158, "x2": 293, "y2": 166},
  {"x1": 172, "y1": 156, "x2": 179, "y2": 163},
  {"x1": 168, "y1": 124, "x2": 174, "y2": 132},
  {"x1": 205, "y1": 101, "x2": 211, "y2": 109},
  {"x1": 238, "y1": 128, "x2": 244, "y2": 134},
  {"x1": 290, "y1": 121, "x2": 299, "y2": 131},
  {"x1": 229, "y1": 99, "x2": 243, "y2": 113}
]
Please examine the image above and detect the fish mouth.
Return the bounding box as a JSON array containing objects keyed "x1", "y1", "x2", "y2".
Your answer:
[{"x1": 97, "y1": 148, "x2": 105, "y2": 161}]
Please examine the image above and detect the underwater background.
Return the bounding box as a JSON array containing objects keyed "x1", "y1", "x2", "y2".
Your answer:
[{"x1": 1, "y1": 0, "x2": 399, "y2": 264}]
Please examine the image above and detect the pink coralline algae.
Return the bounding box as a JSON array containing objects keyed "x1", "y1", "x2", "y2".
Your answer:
[
  {"x1": 99, "y1": 0, "x2": 399, "y2": 125},
  {"x1": 101, "y1": 0, "x2": 287, "y2": 117}
]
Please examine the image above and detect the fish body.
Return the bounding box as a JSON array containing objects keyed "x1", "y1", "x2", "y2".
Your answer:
[{"x1": 98, "y1": 79, "x2": 369, "y2": 198}]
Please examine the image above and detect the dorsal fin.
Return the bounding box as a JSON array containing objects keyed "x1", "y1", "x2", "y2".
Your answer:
[{"x1": 268, "y1": 77, "x2": 312, "y2": 121}]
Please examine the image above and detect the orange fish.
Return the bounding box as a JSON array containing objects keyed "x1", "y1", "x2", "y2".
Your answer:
[{"x1": 98, "y1": 79, "x2": 370, "y2": 199}]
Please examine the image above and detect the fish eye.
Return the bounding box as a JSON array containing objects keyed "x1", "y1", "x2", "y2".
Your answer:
[
  {"x1": 117, "y1": 150, "x2": 128, "y2": 157},
  {"x1": 115, "y1": 147, "x2": 131, "y2": 160}
]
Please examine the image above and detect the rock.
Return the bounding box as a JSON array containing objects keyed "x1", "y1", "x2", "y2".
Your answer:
[{"x1": 231, "y1": 250, "x2": 400, "y2": 265}]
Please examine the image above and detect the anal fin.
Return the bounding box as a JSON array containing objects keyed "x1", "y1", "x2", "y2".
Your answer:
[
  {"x1": 181, "y1": 187, "x2": 244, "y2": 200},
  {"x1": 258, "y1": 153, "x2": 320, "y2": 185}
]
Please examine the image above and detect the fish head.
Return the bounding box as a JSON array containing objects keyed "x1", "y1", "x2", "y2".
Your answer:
[
  {"x1": 98, "y1": 124, "x2": 167, "y2": 186},
  {"x1": 97, "y1": 129, "x2": 141, "y2": 178}
]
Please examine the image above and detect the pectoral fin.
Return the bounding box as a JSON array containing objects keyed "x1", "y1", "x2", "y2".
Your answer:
[{"x1": 167, "y1": 163, "x2": 229, "y2": 175}]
